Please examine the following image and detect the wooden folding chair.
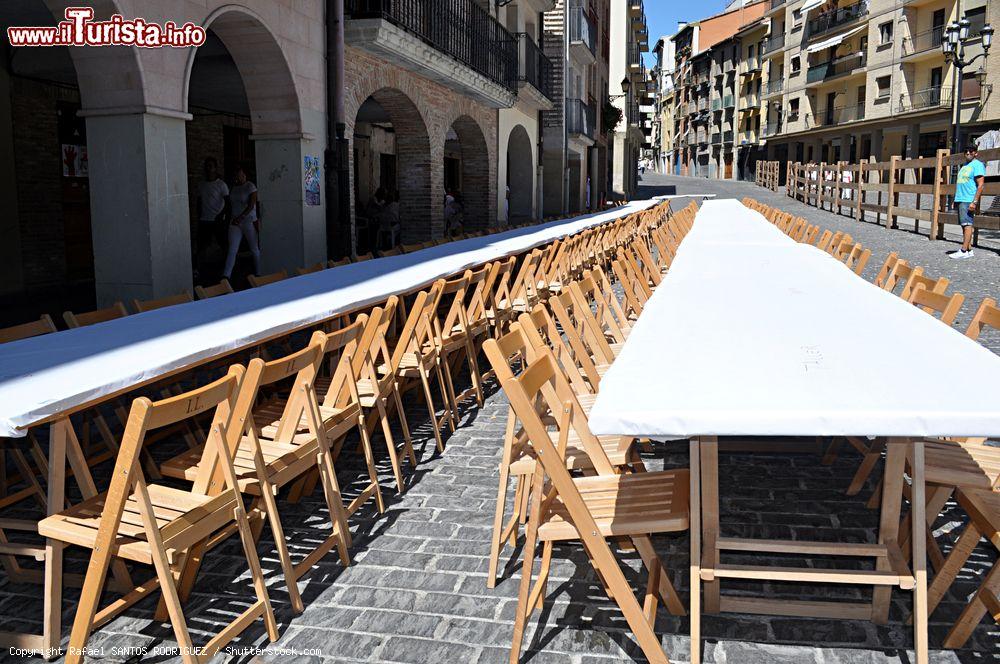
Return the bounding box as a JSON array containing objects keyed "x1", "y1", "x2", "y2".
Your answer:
[
  {"x1": 194, "y1": 279, "x2": 234, "y2": 300},
  {"x1": 0, "y1": 314, "x2": 57, "y2": 343},
  {"x1": 329, "y1": 257, "x2": 351, "y2": 268},
  {"x1": 483, "y1": 256, "x2": 518, "y2": 338},
  {"x1": 906, "y1": 284, "x2": 964, "y2": 326},
  {"x1": 844, "y1": 243, "x2": 872, "y2": 276},
  {"x1": 436, "y1": 269, "x2": 488, "y2": 413},
  {"x1": 297, "y1": 262, "x2": 327, "y2": 275},
  {"x1": 925, "y1": 487, "x2": 1000, "y2": 648},
  {"x1": 880, "y1": 260, "x2": 921, "y2": 295},
  {"x1": 965, "y1": 297, "x2": 1000, "y2": 340},
  {"x1": 489, "y1": 348, "x2": 687, "y2": 664},
  {"x1": 247, "y1": 270, "x2": 288, "y2": 288},
  {"x1": 482, "y1": 324, "x2": 643, "y2": 589},
  {"x1": 814, "y1": 229, "x2": 834, "y2": 251},
  {"x1": 802, "y1": 225, "x2": 821, "y2": 245},
  {"x1": 353, "y1": 252, "x2": 374, "y2": 262},
  {"x1": 133, "y1": 292, "x2": 193, "y2": 313},
  {"x1": 63, "y1": 302, "x2": 129, "y2": 328},
  {"x1": 401, "y1": 242, "x2": 424, "y2": 253},
  {"x1": 900, "y1": 271, "x2": 950, "y2": 301},
  {"x1": 160, "y1": 331, "x2": 366, "y2": 612},
  {"x1": 38, "y1": 367, "x2": 279, "y2": 664}
]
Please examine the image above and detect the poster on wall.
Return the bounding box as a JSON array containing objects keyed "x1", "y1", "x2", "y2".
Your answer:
[
  {"x1": 62, "y1": 144, "x2": 88, "y2": 178},
  {"x1": 304, "y1": 155, "x2": 321, "y2": 206}
]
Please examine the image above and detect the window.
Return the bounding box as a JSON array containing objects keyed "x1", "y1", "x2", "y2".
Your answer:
[
  {"x1": 859, "y1": 35, "x2": 868, "y2": 54},
  {"x1": 875, "y1": 75, "x2": 891, "y2": 99},
  {"x1": 965, "y1": 7, "x2": 986, "y2": 35},
  {"x1": 878, "y1": 21, "x2": 893, "y2": 45},
  {"x1": 789, "y1": 98, "x2": 800, "y2": 118},
  {"x1": 962, "y1": 72, "x2": 982, "y2": 101},
  {"x1": 791, "y1": 55, "x2": 801, "y2": 73},
  {"x1": 792, "y1": 9, "x2": 802, "y2": 23}
]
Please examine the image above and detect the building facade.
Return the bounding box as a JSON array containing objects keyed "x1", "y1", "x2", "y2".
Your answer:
[
  {"x1": 609, "y1": 0, "x2": 648, "y2": 199},
  {"x1": 761, "y1": 0, "x2": 995, "y2": 174},
  {"x1": 651, "y1": 36, "x2": 677, "y2": 173}
]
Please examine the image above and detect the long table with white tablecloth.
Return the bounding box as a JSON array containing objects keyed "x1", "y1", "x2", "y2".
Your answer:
[{"x1": 588, "y1": 198, "x2": 1000, "y2": 664}]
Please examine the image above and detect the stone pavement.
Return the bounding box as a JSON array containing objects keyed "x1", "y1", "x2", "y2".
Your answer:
[{"x1": 1, "y1": 191, "x2": 998, "y2": 663}]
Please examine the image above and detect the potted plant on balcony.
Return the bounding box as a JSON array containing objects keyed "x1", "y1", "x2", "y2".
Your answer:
[{"x1": 602, "y1": 101, "x2": 623, "y2": 134}]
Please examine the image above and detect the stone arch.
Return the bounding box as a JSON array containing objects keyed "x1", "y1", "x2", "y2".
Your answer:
[
  {"x1": 42, "y1": 0, "x2": 146, "y2": 109},
  {"x1": 350, "y1": 87, "x2": 433, "y2": 249},
  {"x1": 505, "y1": 124, "x2": 534, "y2": 222},
  {"x1": 183, "y1": 5, "x2": 301, "y2": 135},
  {"x1": 446, "y1": 114, "x2": 491, "y2": 232}
]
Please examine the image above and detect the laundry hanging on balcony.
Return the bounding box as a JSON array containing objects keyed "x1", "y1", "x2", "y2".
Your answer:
[{"x1": 805, "y1": 25, "x2": 866, "y2": 54}]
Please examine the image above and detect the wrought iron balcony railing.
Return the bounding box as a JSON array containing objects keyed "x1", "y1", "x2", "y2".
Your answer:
[
  {"x1": 895, "y1": 87, "x2": 951, "y2": 113},
  {"x1": 901, "y1": 26, "x2": 944, "y2": 57},
  {"x1": 763, "y1": 33, "x2": 785, "y2": 54},
  {"x1": 570, "y1": 7, "x2": 597, "y2": 56},
  {"x1": 765, "y1": 78, "x2": 784, "y2": 95},
  {"x1": 807, "y1": 1, "x2": 869, "y2": 39},
  {"x1": 811, "y1": 104, "x2": 866, "y2": 127},
  {"x1": 566, "y1": 98, "x2": 596, "y2": 139},
  {"x1": 348, "y1": 0, "x2": 518, "y2": 91},
  {"x1": 806, "y1": 52, "x2": 867, "y2": 84},
  {"x1": 518, "y1": 33, "x2": 554, "y2": 101}
]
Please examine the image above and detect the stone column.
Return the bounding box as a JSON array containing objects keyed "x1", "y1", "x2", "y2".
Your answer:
[
  {"x1": 84, "y1": 110, "x2": 192, "y2": 306},
  {"x1": 252, "y1": 111, "x2": 327, "y2": 274}
]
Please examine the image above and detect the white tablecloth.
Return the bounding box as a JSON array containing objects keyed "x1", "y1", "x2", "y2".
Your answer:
[
  {"x1": 0, "y1": 198, "x2": 690, "y2": 437},
  {"x1": 589, "y1": 199, "x2": 1000, "y2": 438}
]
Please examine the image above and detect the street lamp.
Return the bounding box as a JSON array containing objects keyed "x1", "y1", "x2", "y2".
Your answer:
[
  {"x1": 942, "y1": 20, "x2": 993, "y2": 153},
  {"x1": 609, "y1": 76, "x2": 632, "y2": 101}
]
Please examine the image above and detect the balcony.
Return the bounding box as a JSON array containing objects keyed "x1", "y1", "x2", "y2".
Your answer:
[
  {"x1": 764, "y1": 78, "x2": 784, "y2": 96},
  {"x1": 807, "y1": 2, "x2": 869, "y2": 40},
  {"x1": 901, "y1": 26, "x2": 945, "y2": 59},
  {"x1": 346, "y1": 0, "x2": 518, "y2": 107},
  {"x1": 628, "y1": 42, "x2": 643, "y2": 75},
  {"x1": 763, "y1": 33, "x2": 785, "y2": 55},
  {"x1": 711, "y1": 132, "x2": 722, "y2": 145},
  {"x1": 805, "y1": 52, "x2": 867, "y2": 85},
  {"x1": 569, "y1": 8, "x2": 597, "y2": 64},
  {"x1": 711, "y1": 98, "x2": 721, "y2": 111},
  {"x1": 566, "y1": 98, "x2": 596, "y2": 140},
  {"x1": 723, "y1": 94, "x2": 735, "y2": 108},
  {"x1": 763, "y1": 122, "x2": 781, "y2": 137},
  {"x1": 517, "y1": 33, "x2": 554, "y2": 106},
  {"x1": 741, "y1": 58, "x2": 762, "y2": 77},
  {"x1": 741, "y1": 94, "x2": 760, "y2": 110},
  {"x1": 724, "y1": 130, "x2": 734, "y2": 143},
  {"x1": 811, "y1": 104, "x2": 866, "y2": 127},
  {"x1": 697, "y1": 97, "x2": 709, "y2": 111},
  {"x1": 629, "y1": 0, "x2": 644, "y2": 18},
  {"x1": 769, "y1": 0, "x2": 787, "y2": 11},
  {"x1": 895, "y1": 87, "x2": 951, "y2": 113}
]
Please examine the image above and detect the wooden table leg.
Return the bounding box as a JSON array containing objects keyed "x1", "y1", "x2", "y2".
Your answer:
[
  {"x1": 872, "y1": 438, "x2": 906, "y2": 624},
  {"x1": 43, "y1": 424, "x2": 67, "y2": 658},
  {"x1": 910, "y1": 440, "x2": 928, "y2": 664},
  {"x1": 690, "y1": 438, "x2": 702, "y2": 664},
  {"x1": 700, "y1": 437, "x2": 720, "y2": 614}
]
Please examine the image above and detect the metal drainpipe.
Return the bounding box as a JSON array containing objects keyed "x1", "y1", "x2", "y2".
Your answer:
[
  {"x1": 326, "y1": 0, "x2": 350, "y2": 258},
  {"x1": 562, "y1": 0, "x2": 569, "y2": 214}
]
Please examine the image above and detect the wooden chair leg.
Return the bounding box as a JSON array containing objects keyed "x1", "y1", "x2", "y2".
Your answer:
[
  {"x1": 488, "y1": 413, "x2": 517, "y2": 588},
  {"x1": 926, "y1": 520, "x2": 981, "y2": 618},
  {"x1": 632, "y1": 534, "x2": 686, "y2": 616},
  {"x1": 847, "y1": 440, "x2": 883, "y2": 496},
  {"x1": 526, "y1": 541, "x2": 552, "y2": 616},
  {"x1": 943, "y1": 559, "x2": 1000, "y2": 649},
  {"x1": 509, "y1": 487, "x2": 540, "y2": 664},
  {"x1": 417, "y1": 367, "x2": 446, "y2": 453},
  {"x1": 356, "y1": 420, "x2": 386, "y2": 514},
  {"x1": 376, "y1": 397, "x2": 406, "y2": 494},
  {"x1": 439, "y1": 353, "x2": 462, "y2": 429},
  {"x1": 390, "y1": 384, "x2": 418, "y2": 467},
  {"x1": 233, "y1": 504, "x2": 280, "y2": 643},
  {"x1": 643, "y1": 554, "x2": 661, "y2": 627},
  {"x1": 431, "y1": 361, "x2": 457, "y2": 433},
  {"x1": 256, "y1": 468, "x2": 306, "y2": 614},
  {"x1": 464, "y1": 337, "x2": 485, "y2": 406},
  {"x1": 821, "y1": 438, "x2": 841, "y2": 465},
  {"x1": 9, "y1": 447, "x2": 46, "y2": 510},
  {"x1": 317, "y1": 449, "x2": 352, "y2": 565}
]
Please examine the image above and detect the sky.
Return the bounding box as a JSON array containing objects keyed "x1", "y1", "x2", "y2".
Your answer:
[{"x1": 643, "y1": 0, "x2": 731, "y2": 67}]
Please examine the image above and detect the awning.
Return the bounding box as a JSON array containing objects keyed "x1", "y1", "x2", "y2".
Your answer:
[
  {"x1": 800, "y1": 0, "x2": 825, "y2": 14},
  {"x1": 805, "y1": 25, "x2": 866, "y2": 54}
]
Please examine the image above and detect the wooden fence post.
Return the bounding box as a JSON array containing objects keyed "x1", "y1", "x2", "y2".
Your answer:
[
  {"x1": 786, "y1": 161, "x2": 793, "y2": 197},
  {"x1": 835, "y1": 162, "x2": 843, "y2": 215},
  {"x1": 857, "y1": 161, "x2": 865, "y2": 222},
  {"x1": 929, "y1": 149, "x2": 947, "y2": 241},
  {"x1": 886, "y1": 155, "x2": 899, "y2": 230},
  {"x1": 818, "y1": 162, "x2": 826, "y2": 210}
]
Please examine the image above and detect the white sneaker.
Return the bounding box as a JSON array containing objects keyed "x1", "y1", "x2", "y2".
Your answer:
[{"x1": 949, "y1": 249, "x2": 974, "y2": 260}]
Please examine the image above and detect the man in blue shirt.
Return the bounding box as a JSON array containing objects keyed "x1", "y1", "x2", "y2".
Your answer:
[{"x1": 951, "y1": 145, "x2": 986, "y2": 260}]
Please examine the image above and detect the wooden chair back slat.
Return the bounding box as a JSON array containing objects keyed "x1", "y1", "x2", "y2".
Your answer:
[
  {"x1": 194, "y1": 279, "x2": 234, "y2": 300},
  {"x1": 133, "y1": 292, "x2": 192, "y2": 313},
  {"x1": 64, "y1": 302, "x2": 129, "y2": 328},
  {"x1": 0, "y1": 314, "x2": 58, "y2": 343},
  {"x1": 965, "y1": 297, "x2": 1000, "y2": 341}
]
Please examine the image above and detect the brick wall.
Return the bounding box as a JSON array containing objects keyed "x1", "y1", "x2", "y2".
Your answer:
[
  {"x1": 11, "y1": 78, "x2": 75, "y2": 290},
  {"x1": 344, "y1": 46, "x2": 498, "y2": 245}
]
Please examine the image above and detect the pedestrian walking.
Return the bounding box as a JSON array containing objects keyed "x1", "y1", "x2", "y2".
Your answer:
[
  {"x1": 950, "y1": 145, "x2": 986, "y2": 260},
  {"x1": 222, "y1": 165, "x2": 262, "y2": 280},
  {"x1": 195, "y1": 157, "x2": 229, "y2": 279}
]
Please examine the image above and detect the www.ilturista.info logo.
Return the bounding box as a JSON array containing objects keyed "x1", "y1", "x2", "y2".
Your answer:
[{"x1": 7, "y1": 7, "x2": 206, "y2": 48}]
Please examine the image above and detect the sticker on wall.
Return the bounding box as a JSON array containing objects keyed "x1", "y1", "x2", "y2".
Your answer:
[
  {"x1": 304, "y1": 155, "x2": 321, "y2": 206},
  {"x1": 62, "y1": 144, "x2": 88, "y2": 178}
]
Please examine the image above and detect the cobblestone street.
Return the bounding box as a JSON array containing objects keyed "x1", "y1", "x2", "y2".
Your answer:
[{"x1": 1, "y1": 185, "x2": 998, "y2": 663}]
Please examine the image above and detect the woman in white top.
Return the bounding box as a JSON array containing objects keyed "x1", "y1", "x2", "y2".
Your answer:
[{"x1": 223, "y1": 165, "x2": 262, "y2": 279}]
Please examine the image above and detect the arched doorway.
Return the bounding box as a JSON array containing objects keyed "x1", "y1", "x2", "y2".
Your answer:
[
  {"x1": 445, "y1": 115, "x2": 490, "y2": 233},
  {"x1": 0, "y1": 0, "x2": 143, "y2": 322},
  {"x1": 351, "y1": 88, "x2": 431, "y2": 252},
  {"x1": 505, "y1": 125, "x2": 533, "y2": 223},
  {"x1": 183, "y1": 7, "x2": 302, "y2": 284}
]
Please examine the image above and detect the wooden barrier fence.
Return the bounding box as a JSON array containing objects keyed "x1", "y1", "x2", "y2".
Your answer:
[
  {"x1": 755, "y1": 160, "x2": 780, "y2": 191},
  {"x1": 759, "y1": 149, "x2": 1000, "y2": 242}
]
